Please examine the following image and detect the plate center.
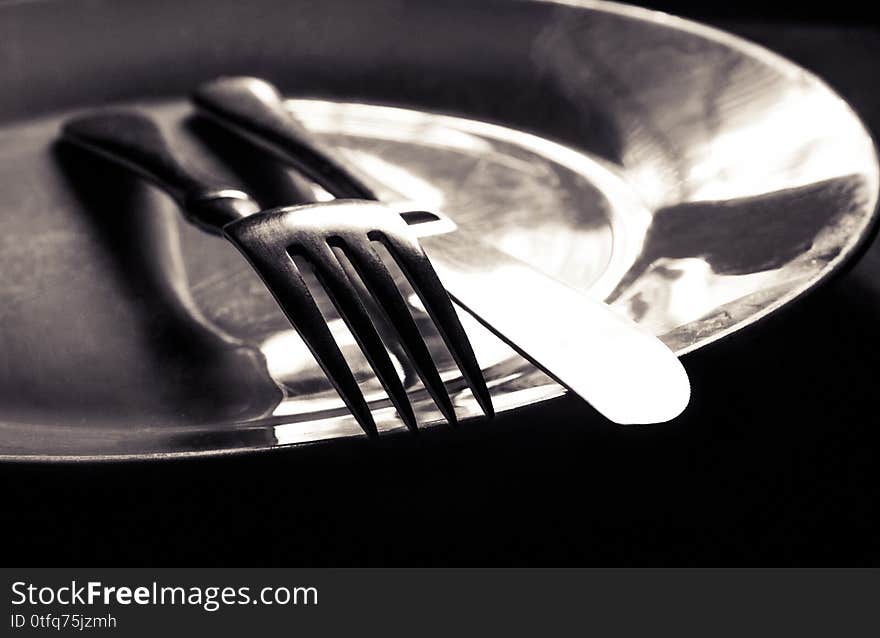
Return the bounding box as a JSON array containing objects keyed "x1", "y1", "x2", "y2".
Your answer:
[{"x1": 0, "y1": 99, "x2": 636, "y2": 453}]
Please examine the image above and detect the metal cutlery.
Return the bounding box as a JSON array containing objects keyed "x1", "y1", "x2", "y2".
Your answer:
[
  {"x1": 192, "y1": 77, "x2": 691, "y2": 424},
  {"x1": 62, "y1": 111, "x2": 494, "y2": 437}
]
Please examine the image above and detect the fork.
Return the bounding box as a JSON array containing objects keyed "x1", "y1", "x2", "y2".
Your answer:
[{"x1": 62, "y1": 111, "x2": 494, "y2": 437}]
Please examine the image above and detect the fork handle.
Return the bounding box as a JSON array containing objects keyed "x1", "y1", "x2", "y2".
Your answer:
[
  {"x1": 193, "y1": 76, "x2": 377, "y2": 201},
  {"x1": 62, "y1": 111, "x2": 261, "y2": 234}
]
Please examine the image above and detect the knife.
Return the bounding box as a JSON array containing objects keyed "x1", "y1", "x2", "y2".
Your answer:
[{"x1": 194, "y1": 77, "x2": 690, "y2": 424}]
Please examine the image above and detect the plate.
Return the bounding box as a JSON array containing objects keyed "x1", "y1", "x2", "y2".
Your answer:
[{"x1": 0, "y1": 0, "x2": 876, "y2": 460}]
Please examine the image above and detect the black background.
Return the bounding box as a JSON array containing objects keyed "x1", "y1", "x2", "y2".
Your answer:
[
  {"x1": 643, "y1": 0, "x2": 879, "y2": 24},
  {"x1": 3, "y1": 3, "x2": 880, "y2": 565}
]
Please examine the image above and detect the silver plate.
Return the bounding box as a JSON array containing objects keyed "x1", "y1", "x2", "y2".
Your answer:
[{"x1": 0, "y1": 0, "x2": 877, "y2": 460}]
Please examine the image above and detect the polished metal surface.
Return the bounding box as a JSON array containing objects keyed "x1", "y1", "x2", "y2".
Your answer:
[
  {"x1": 194, "y1": 76, "x2": 690, "y2": 424},
  {"x1": 63, "y1": 112, "x2": 493, "y2": 437},
  {"x1": 416, "y1": 224, "x2": 691, "y2": 424},
  {"x1": 0, "y1": 0, "x2": 877, "y2": 460}
]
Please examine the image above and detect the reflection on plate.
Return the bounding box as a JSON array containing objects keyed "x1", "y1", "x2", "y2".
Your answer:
[{"x1": 0, "y1": 0, "x2": 876, "y2": 460}]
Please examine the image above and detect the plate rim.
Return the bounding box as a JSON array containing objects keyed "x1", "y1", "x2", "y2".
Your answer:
[{"x1": 577, "y1": 0, "x2": 880, "y2": 358}]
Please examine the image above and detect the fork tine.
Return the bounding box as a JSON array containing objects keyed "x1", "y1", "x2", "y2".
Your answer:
[
  {"x1": 333, "y1": 237, "x2": 460, "y2": 426},
  {"x1": 371, "y1": 230, "x2": 495, "y2": 419},
  {"x1": 296, "y1": 240, "x2": 420, "y2": 433},
  {"x1": 227, "y1": 226, "x2": 379, "y2": 437}
]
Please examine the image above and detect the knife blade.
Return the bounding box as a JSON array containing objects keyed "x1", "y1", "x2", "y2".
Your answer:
[{"x1": 404, "y1": 209, "x2": 690, "y2": 424}]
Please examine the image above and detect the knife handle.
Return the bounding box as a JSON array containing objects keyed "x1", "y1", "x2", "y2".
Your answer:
[
  {"x1": 62, "y1": 111, "x2": 260, "y2": 234},
  {"x1": 193, "y1": 76, "x2": 376, "y2": 201}
]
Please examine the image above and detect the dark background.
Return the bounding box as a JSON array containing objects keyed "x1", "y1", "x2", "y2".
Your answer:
[
  {"x1": 643, "y1": 0, "x2": 878, "y2": 24},
  {"x1": 3, "y1": 3, "x2": 879, "y2": 565}
]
